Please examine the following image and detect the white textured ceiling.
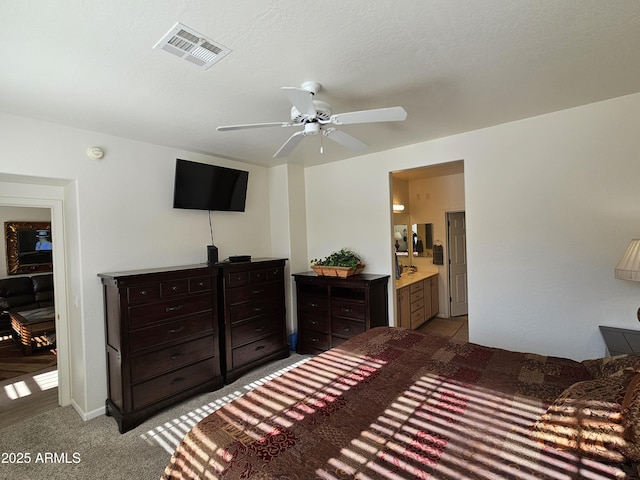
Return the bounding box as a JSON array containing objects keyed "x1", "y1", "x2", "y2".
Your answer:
[{"x1": 2, "y1": 1, "x2": 640, "y2": 167}]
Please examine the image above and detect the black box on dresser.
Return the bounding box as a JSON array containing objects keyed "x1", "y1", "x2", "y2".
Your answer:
[
  {"x1": 218, "y1": 258, "x2": 289, "y2": 383},
  {"x1": 99, "y1": 264, "x2": 223, "y2": 433}
]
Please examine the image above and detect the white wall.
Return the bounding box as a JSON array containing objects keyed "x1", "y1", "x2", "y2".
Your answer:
[
  {"x1": 0, "y1": 206, "x2": 51, "y2": 277},
  {"x1": 4, "y1": 90, "x2": 640, "y2": 419},
  {"x1": 0, "y1": 113, "x2": 275, "y2": 417},
  {"x1": 303, "y1": 92, "x2": 640, "y2": 361},
  {"x1": 268, "y1": 163, "x2": 308, "y2": 336}
]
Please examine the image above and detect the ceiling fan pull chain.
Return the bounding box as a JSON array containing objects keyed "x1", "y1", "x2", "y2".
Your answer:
[{"x1": 320, "y1": 129, "x2": 324, "y2": 154}]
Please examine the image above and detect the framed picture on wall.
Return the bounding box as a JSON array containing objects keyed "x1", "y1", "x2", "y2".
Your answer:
[{"x1": 5, "y1": 221, "x2": 53, "y2": 275}]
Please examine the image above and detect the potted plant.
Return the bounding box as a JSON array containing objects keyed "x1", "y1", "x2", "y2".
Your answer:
[{"x1": 310, "y1": 248, "x2": 365, "y2": 278}]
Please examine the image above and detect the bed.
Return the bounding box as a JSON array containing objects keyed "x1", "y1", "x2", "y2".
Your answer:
[{"x1": 163, "y1": 327, "x2": 640, "y2": 479}]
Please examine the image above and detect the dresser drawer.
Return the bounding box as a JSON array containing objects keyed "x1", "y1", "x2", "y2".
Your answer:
[
  {"x1": 298, "y1": 332, "x2": 331, "y2": 352},
  {"x1": 127, "y1": 284, "x2": 161, "y2": 305},
  {"x1": 298, "y1": 294, "x2": 329, "y2": 315},
  {"x1": 161, "y1": 279, "x2": 188, "y2": 298},
  {"x1": 410, "y1": 282, "x2": 423, "y2": 294},
  {"x1": 129, "y1": 293, "x2": 212, "y2": 328},
  {"x1": 231, "y1": 333, "x2": 284, "y2": 368},
  {"x1": 132, "y1": 358, "x2": 217, "y2": 410},
  {"x1": 249, "y1": 268, "x2": 269, "y2": 284},
  {"x1": 230, "y1": 317, "x2": 282, "y2": 347},
  {"x1": 331, "y1": 317, "x2": 365, "y2": 338},
  {"x1": 227, "y1": 282, "x2": 283, "y2": 306},
  {"x1": 229, "y1": 300, "x2": 284, "y2": 325},
  {"x1": 299, "y1": 314, "x2": 330, "y2": 334},
  {"x1": 331, "y1": 300, "x2": 365, "y2": 321},
  {"x1": 226, "y1": 271, "x2": 249, "y2": 287},
  {"x1": 189, "y1": 275, "x2": 212, "y2": 294},
  {"x1": 130, "y1": 335, "x2": 216, "y2": 383},
  {"x1": 129, "y1": 313, "x2": 213, "y2": 352},
  {"x1": 267, "y1": 265, "x2": 285, "y2": 282}
]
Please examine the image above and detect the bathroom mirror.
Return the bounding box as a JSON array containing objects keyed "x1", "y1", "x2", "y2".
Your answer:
[
  {"x1": 394, "y1": 224, "x2": 409, "y2": 255},
  {"x1": 412, "y1": 223, "x2": 433, "y2": 257}
]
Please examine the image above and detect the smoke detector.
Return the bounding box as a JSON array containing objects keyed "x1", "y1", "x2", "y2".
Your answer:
[{"x1": 153, "y1": 22, "x2": 231, "y2": 70}]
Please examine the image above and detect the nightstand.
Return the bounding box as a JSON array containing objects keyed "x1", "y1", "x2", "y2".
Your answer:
[{"x1": 599, "y1": 325, "x2": 640, "y2": 355}]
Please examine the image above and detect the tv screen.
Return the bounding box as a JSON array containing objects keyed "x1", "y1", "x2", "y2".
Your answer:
[{"x1": 173, "y1": 159, "x2": 249, "y2": 212}]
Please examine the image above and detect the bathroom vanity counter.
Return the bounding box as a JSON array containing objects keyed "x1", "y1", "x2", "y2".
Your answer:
[
  {"x1": 395, "y1": 271, "x2": 439, "y2": 329},
  {"x1": 395, "y1": 271, "x2": 437, "y2": 289}
]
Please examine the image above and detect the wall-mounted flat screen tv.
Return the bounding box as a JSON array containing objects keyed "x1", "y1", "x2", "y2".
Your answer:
[{"x1": 173, "y1": 159, "x2": 249, "y2": 212}]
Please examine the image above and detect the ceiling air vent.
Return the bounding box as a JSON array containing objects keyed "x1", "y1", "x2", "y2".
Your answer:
[{"x1": 153, "y1": 22, "x2": 231, "y2": 70}]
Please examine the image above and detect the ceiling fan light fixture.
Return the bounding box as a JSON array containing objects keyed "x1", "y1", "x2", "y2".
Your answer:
[
  {"x1": 218, "y1": 81, "x2": 407, "y2": 158},
  {"x1": 153, "y1": 22, "x2": 231, "y2": 70}
]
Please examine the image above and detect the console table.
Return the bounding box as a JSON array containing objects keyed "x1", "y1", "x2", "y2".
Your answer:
[{"x1": 293, "y1": 272, "x2": 389, "y2": 354}]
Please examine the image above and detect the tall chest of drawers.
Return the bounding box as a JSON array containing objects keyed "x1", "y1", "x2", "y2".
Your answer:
[
  {"x1": 293, "y1": 272, "x2": 389, "y2": 354},
  {"x1": 219, "y1": 258, "x2": 289, "y2": 383},
  {"x1": 99, "y1": 264, "x2": 223, "y2": 433}
]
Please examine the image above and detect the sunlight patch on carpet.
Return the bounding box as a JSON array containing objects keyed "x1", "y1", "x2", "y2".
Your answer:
[{"x1": 141, "y1": 357, "x2": 312, "y2": 454}]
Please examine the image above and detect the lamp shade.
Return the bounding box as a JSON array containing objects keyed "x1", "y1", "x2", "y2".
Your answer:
[{"x1": 615, "y1": 239, "x2": 640, "y2": 281}]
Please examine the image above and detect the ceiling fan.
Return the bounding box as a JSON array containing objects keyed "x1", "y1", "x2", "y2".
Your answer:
[{"x1": 216, "y1": 81, "x2": 407, "y2": 158}]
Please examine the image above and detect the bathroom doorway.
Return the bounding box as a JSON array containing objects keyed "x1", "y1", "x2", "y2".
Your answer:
[{"x1": 391, "y1": 160, "x2": 465, "y2": 319}]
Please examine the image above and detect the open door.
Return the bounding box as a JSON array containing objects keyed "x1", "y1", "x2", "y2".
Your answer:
[{"x1": 448, "y1": 211, "x2": 468, "y2": 317}]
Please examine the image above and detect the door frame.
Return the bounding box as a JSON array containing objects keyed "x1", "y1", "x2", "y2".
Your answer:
[{"x1": 0, "y1": 187, "x2": 71, "y2": 406}]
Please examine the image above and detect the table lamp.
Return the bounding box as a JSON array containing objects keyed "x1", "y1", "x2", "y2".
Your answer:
[{"x1": 615, "y1": 239, "x2": 640, "y2": 320}]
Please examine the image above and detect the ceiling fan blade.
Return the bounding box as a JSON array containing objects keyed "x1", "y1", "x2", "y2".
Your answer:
[
  {"x1": 324, "y1": 128, "x2": 368, "y2": 152},
  {"x1": 217, "y1": 122, "x2": 296, "y2": 131},
  {"x1": 273, "y1": 131, "x2": 305, "y2": 158},
  {"x1": 329, "y1": 106, "x2": 407, "y2": 125},
  {"x1": 281, "y1": 87, "x2": 316, "y2": 117}
]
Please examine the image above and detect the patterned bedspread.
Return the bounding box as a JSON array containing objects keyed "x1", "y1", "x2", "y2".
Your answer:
[{"x1": 163, "y1": 327, "x2": 639, "y2": 479}]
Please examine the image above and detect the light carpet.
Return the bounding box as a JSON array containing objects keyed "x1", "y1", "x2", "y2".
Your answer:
[{"x1": 0, "y1": 353, "x2": 311, "y2": 480}]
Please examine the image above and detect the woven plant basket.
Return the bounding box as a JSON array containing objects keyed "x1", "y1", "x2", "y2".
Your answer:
[{"x1": 311, "y1": 264, "x2": 365, "y2": 278}]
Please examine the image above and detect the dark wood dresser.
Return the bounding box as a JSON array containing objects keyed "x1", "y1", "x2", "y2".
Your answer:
[
  {"x1": 99, "y1": 264, "x2": 223, "y2": 433},
  {"x1": 218, "y1": 258, "x2": 289, "y2": 383},
  {"x1": 293, "y1": 272, "x2": 389, "y2": 354}
]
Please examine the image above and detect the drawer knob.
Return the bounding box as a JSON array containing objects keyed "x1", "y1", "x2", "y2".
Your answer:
[
  {"x1": 171, "y1": 377, "x2": 185, "y2": 385},
  {"x1": 343, "y1": 327, "x2": 352, "y2": 332},
  {"x1": 253, "y1": 307, "x2": 263, "y2": 312},
  {"x1": 171, "y1": 286, "x2": 178, "y2": 291},
  {"x1": 252, "y1": 289, "x2": 264, "y2": 295},
  {"x1": 168, "y1": 326, "x2": 184, "y2": 334},
  {"x1": 310, "y1": 320, "x2": 318, "y2": 325},
  {"x1": 309, "y1": 302, "x2": 318, "y2": 308},
  {"x1": 341, "y1": 307, "x2": 353, "y2": 313},
  {"x1": 255, "y1": 326, "x2": 265, "y2": 333},
  {"x1": 170, "y1": 352, "x2": 184, "y2": 360},
  {"x1": 140, "y1": 290, "x2": 148, "y2": 296},
  {"x1": 255, "y1": 345, "x2": 265, "y2": 351},
  {"x1": 166, "y1": 305, "x2": 184, "y2": 313}
]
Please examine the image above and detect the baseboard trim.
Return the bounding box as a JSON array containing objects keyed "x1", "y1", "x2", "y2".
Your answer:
[{"x1": 71, "y1": 398, "x2": 105, "y2": 421}]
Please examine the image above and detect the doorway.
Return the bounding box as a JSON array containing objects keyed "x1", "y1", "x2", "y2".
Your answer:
[
  {"x1": 447, "y1": 211, "x2": 468, "y2": 317},
  {"x1": 0, "y1": 180, "x2": 71, "y2": 412},
  {"x1": 391, "y1": 160, "x2": 465, "y2": 319}
]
